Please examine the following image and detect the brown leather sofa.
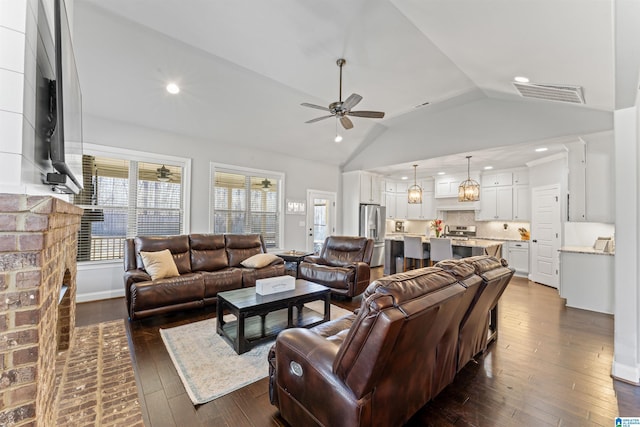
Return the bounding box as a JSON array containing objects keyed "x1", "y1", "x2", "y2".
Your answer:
[
  {"x1": 268, "y1": 255, "x2": 514, "y2": 427},
  {"x1": 298, "y1": 236, "x2": 374, "y2": 298},
  {"x1": 123, "y1": 233, "x2": 284, "y2": 320}
]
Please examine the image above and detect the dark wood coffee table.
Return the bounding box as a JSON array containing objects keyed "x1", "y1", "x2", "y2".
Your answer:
[{"x1": 216, "y1": 279, "x2": 330, "y2": 354}]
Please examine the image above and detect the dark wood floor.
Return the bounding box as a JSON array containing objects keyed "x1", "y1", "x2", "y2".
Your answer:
[{"x1": 76, "y1": 270, "x2": 640, "y2": 426}]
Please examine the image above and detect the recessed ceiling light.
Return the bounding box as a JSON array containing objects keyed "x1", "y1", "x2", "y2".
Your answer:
[
  {"x1": 166, "y1": 83, "x2": 180, "y2": 94},
  {"x1": 484, "y1": 166, "x2": 493, "y2": 170},
  {"x1": 437, "y1": 172, "x2": 445, "y2": 176},
  {"x1": 535, "y1": 147, "x2": 548, "y2": 152},
  {"x1": 514, "y1": 76, "x2": 530, "y2": 83},
  {"x1": 401, "y1": 176, "x2": 409, "y2": 180}
]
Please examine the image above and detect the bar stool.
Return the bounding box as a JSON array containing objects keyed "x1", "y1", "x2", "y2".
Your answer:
[
  {"x1": 403, "y1": 236, "x2": 430, "y2": 271},
  {"x1": 429, "y1": 237, "x2": 460, "y2": 266}
]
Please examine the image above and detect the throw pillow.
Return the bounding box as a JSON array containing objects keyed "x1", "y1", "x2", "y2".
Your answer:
[
  {"x1": 241, "y1": 253, "x2": 280, "y2": 269},
  {"x1": 140, "y1": 249, "x2": 180, "y2": 281}
]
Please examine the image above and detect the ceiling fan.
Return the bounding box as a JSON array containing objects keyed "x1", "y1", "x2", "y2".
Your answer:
[{"x1": 301, "y1": 58, "x2": 385, "y2": 130}]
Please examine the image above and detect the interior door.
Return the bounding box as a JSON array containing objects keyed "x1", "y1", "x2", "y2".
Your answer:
[
  {"x1": 530, "y1": 185, "x2": 561, "y2": 287},
  {"x1": 306, "y1": 190, "x2": 337, "y2": 254}
]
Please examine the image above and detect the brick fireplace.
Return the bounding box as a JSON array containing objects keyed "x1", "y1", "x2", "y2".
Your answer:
[{"x1": 0, "y1": 194, "x2": 83, "y2": 426}]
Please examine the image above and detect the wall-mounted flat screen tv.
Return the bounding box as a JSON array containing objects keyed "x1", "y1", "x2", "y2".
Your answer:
[{"x1": 41, "y1": 0, "x2": 84, "y2": 194}]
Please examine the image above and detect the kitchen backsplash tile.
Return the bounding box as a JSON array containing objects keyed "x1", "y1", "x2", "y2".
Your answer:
[{"x1": 386, "y1": 215, "x2": 530, "y2": 241}]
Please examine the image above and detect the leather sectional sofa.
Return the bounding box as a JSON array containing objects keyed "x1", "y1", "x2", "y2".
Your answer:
[
  {"x1": 124, "y1": 233, "x2": 284, "y2": 320},
  {"x1": 268, "y1": 255, "x2": 514, "y2": 427}
]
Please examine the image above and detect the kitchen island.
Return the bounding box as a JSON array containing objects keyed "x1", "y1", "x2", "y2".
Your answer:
[
  {"x1": 384, "y1": 236, "x2": 504, "y2": 275},
  {"x1": 559, "y1": 246, "x2": 614, "y2": 314}
]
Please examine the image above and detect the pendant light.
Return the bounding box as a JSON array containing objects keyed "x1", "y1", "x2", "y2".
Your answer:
[
  {"x1": 407, "y1": 164, "x2": 422, "y2": 204},
  {"x1": 261, "y1": 178, "x2": 272, "y2": 191},
  {"x1": 458, "y1": 156, "x2": 480, "y2": 202}
]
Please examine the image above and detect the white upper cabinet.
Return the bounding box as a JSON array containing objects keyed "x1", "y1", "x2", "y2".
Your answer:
[
  {"x1": 513, "y1": 185, "x2": 530, "y2": 221},
  {"x1": 359, "y1": 171, "x2": 383, "y2": 204},
  {"x1": 435, "y1": 175, "x2": 462, "y2": 198},
  {"x1": 512, "y1": 169, "x2": 529, "y2": 185},
  {"x1": 407, "y1": 179, "x2": 436, "y2": 219},
  {"x1": 481, "y1": 172, "x2": 513, "y2": 187},
  {"x1": 478, "y1": 186, "x2": 513, "y2": 220}
]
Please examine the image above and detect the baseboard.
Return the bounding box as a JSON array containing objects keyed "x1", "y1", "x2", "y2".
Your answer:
[
  {"x1": 76, "y1": 289, "x2": 125, "y2": 303},
  {"x1": 611, "y1": 361, "x2": 640, "y2": 385}
]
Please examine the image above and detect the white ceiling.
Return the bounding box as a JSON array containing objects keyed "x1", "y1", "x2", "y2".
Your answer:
[{"x1": 73, "y1": 0, "x2": 627, "y2": 177}]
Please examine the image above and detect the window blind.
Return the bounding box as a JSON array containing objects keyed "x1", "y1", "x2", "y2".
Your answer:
[
  {"x1": 212, "y1": 169, "x2": 280, "y2": 248},
  {"x1": 74, "y1": 155, "x2": 184, "y2": 261}
]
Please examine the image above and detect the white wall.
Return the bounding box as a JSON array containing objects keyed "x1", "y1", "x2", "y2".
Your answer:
[
  {"x1": 612, "y1": 106, "x2": 640, "y2": 384},
  {"x1": 583, "y1": 132, "x2": 615, "y2": 223},
  {"x1": 76, "y1": 114, "x2": 340, "y2": 301}
]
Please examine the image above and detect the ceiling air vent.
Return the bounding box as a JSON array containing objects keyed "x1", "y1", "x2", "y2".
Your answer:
[{"x1": 513, "y1": 82, "x2": 585, "y2": 104}]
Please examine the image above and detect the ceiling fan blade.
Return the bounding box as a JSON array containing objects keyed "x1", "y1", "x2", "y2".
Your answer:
[
  {"x1": 348, "y1": 110, "x2": 385, "y2": 119},
  {"x1": 342, "y1": 93, "x2": 363, "y2": 110},
  {"x1": 305, "y1": 115, "x2": 334, "y2": 124},
  {"x1": 340, "y1": 116, "x2": 354, "y2": 130},
  {"x1": 301, "y1": 102, "x2": 330, "y2": 112}
]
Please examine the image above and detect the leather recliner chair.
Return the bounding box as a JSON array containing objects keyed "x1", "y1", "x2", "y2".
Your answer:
[{"x1": 297, "y1": 236, "x2": 374, "y2": 298}]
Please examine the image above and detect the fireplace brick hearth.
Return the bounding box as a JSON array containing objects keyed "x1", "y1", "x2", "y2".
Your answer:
[{"x1": 0, "y1": 194, "x2": 83, "y2": 426}]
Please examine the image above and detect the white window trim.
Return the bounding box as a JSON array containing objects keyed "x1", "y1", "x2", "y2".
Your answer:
[
  {"x1": 80, "y1": 143, "x2": 192, "y2": 262},
  {"x1": 209, "y1": 162, "x2": 285, "y2": 250}
]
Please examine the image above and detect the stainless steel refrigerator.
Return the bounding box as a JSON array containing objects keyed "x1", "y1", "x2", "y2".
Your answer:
[{"x1": 359, "y1": 204, "x2": 386, "y2": 267}]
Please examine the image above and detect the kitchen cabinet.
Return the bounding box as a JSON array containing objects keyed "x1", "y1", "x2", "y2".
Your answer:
[
  {"x1": 384, "y1": 181, "x2": 408, "y2": 220},
  {"x1": 481, "y1": 172, "x2": 512, "y2": 187},
  {"x1": 512, "y1": 169, "x2": 529, "y2": 185},
  {"x1": 513, "y1": 185, "x2": 530, "y2": 221},
  {"x1": 385, "y1": 192, "x2": 408, "y2": 220},
  {"x1": 435, "y1": 175, "x2": 462, "y2": 198},
  {"x1": 506, "y1": 241, "x2": 529, "y2": 276},
  {"x1": 384, "y1": 193, "x2": 396, "y2": 219},
  {"x1": 477, "y1": 186, "x2": 512, "y2": 220},
  {"x1": 395, "y1": 195, "x2": 408, "y2": 219},
  {"x1": 559, "y1": 250, "x2": 613, "y2": 314},
  {"x1": 407, "y1": 180, "x2": 436, "y2": 220},
  {"x1": 360, "y1": 171, "x2": 382, "y2": 204}
]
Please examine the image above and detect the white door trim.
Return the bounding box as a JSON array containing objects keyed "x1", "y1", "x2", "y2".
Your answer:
[{"x1": 306, "y1": 190, "x2": 337, "y2": 253}]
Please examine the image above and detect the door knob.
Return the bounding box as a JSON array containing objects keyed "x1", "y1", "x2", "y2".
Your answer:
[{"x1": 532, "y1": 239, "x2": 537, "y2": 243}]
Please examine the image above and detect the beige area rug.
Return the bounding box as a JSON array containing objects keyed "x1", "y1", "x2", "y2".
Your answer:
[
  {"x1": 54, "y1": 320, "x2": 144, "y2": 427},
  {"x1": 160, "y1": 301, "x2": 352, "y2": 405}
]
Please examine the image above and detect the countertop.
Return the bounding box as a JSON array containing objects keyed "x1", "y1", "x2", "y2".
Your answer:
[
  {"x1": 559, "y1": 246, "x2": 615, "y2": 256},
  {"x1": 385, "y1": 233, "x2": 524, "y2": 243},
  {"x1": 385, "y1": 235, "x2": 504, "y2": 249}
]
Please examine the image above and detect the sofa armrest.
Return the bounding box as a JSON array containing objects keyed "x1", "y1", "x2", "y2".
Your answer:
[
  {"x1": 124, "y1": 269, "x2": 152, "y2": 307},
  {"x1": 353, "y1": 261, "x2": 371, "y2": 295},
  {"x1": 303, "y1": 255, "x2": 325, "y2": 264},
  {"x1": 272, "y1": 329, "x2": 359, "y2": 422}
]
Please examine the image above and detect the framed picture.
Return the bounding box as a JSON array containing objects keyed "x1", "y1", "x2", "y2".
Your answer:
[{"x1": 286, "y1": 199, "x2": 306, "y2": 215}]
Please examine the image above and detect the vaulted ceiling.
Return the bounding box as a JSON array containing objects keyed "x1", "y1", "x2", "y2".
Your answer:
[{"x1": 73, "y1": 0, "x2": 639, "y2": 178}]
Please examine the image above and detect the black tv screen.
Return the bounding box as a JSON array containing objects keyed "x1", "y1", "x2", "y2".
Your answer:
[{"x1": 42, "y1": 0, "x2": 83, "y2": 194}]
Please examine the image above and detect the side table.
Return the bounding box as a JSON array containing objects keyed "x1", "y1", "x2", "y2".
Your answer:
[{"x1": 275, "y1": 250, "x2": 314, "y2": 278}]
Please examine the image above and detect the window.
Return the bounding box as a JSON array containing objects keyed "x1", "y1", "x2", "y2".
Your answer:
[
  {"x1": 211, "y1": 164, "x2": 283, "y2": 249},
  {"x1": 74, "y1": 148, "x2": 189, "y2": 262}
]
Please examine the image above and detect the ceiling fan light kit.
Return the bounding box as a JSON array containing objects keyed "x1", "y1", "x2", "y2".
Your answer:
[
  {"x1": 458, "y1": 156, "x2": 480, "y2": 202},
  {"x1": 301, "y1": 58, "x2": 385, "y2": 132},
  {"x1": 156, "y1": 165, "x2": 172, "y2": 182},
  {"x1": 407, "y1": 164, "x2": 422, "y2": 204}
]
